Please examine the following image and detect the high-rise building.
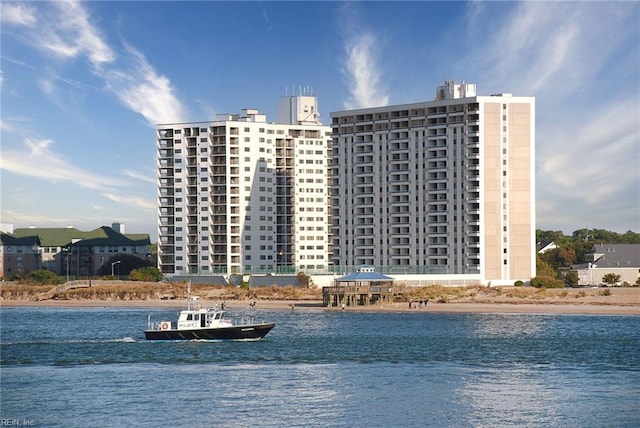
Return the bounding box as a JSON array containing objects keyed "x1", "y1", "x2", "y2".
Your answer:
[
  {"x1": 329, "y1": 81, "x2": 536, "y2": 285},
  {"x1": 157, "y1": 96, "x2": 332, "y2": 276}
]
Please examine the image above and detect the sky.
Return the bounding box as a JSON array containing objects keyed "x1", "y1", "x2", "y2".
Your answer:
[{"x1": 1, "y1": 1, "x2": 639, "y2": 243}]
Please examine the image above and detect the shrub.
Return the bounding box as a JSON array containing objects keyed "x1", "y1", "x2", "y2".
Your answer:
[
  {"x1": 28, "y1": 269, "x2": 64, "y2": 285},
  {"x1": 602, "y1": 273, "x2": 621, "y2": 287},
  {"x1": 514, "y1": 280, "x2": 524, "y2": 287},
  {"x1": 128, "y1": 267, "x2": 163, "y2": 282},
  {"x1": 530, "y1": 276, "x2": 564, "y2": 289}
]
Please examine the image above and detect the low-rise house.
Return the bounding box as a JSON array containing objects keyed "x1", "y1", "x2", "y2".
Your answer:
[{"x1": 562, "y1": 244, "x2": 640, "y2": 286}]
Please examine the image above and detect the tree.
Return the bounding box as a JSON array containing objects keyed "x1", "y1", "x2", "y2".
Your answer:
[
  {"x1": 602, "y1": 273, "x2": 621, "y2": 286},
  {"x1": 536, "y1": 256, "x2": 556, "y2": 277}
]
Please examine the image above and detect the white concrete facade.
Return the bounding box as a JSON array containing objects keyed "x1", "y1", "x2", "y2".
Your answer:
[
  {"x1": 157, "y1": 97, "x2": 332, "y2": 276},
  {"x1": 329, "y1": 81, "x2": 536, "y2": 285}
]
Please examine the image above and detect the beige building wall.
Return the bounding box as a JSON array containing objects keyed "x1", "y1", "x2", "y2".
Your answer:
[
  {"x1": 481, "y1": 101, "x2": 535, "y2": 283},
  {"x1": 508, "y1": 102, "x2": 535, "y2": 280},
  {"x1": 481, "y1": 103, "x2": 503, "y2": 281}
]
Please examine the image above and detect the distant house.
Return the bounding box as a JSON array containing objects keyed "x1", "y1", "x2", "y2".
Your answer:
[
  {"x1": 9, "y1": 223, "x2": 152, "y2": 279},
  {"x1": 0, "y1": 232, "x2": 42, "y2": 279},
  {"x1": 561, "y1": 244, "x2": 640, "y2": 286}
]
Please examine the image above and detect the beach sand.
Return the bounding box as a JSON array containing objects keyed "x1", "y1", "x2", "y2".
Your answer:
[{"x1": 2, "y1": 287, "x2": 638, "y2": 315}]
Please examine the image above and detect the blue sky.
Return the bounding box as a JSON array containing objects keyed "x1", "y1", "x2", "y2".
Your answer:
[{"x1": 1, "y1": 1, "x2": 639, "y2": 242}]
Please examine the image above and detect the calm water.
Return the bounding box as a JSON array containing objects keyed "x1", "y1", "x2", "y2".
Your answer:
[{"x1": 1, "y1": 306, "x2": 638, "y2": 427}]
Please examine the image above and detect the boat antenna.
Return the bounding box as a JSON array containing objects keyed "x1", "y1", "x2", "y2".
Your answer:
[{"x1": 186, "y1": 279, "x2": 192, "y2": 310}]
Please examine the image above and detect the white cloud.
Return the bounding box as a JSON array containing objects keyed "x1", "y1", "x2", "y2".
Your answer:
[
  {"x1": 0, "y1": 137, "x2": 125, "y2": 192},
  {"x1": 44, "y1": 0, "x2": 115, "y2": 65},
  {"x1": 0, "y1": 2, "x2": 37, "y2": 27},
  {"x1": 2, "y1": 0, "x2": 186, "y2": 126},
  {"x1": 467, "y1": 2, "x2": 638, "y2": 100},
  {"x1": 538, "y1": 99, "x2": 640, "y2": 210},
  {"x1": 123, "y1": 169, "x2": 156, "y2": 184},
  {"x1": 342, "y1": 31, "x2": 389, "y2": 110},
  {"x1": 0, "y1": 134, "x2": 159, "y2": 217},
  {"x1": 103, "y1": 193, "x2": 156, "y2": 211},
  {"x1": 1, "y1": 0, "x2": 115, "y2": 65},
  {"x1": 100, "y1": 43, "x2": 186, "y2": 125}
]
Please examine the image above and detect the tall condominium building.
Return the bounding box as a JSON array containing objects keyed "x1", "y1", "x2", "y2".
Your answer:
[
  {"x1": 157, "y1": 96, "x2": 332, "y2": 276},
  {"x1": 329, "y1": 81, "x2": 536, "y2": 284}
]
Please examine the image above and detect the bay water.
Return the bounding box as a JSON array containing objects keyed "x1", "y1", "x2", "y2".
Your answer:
[{"x1": 1, "y1": 306, "x2": 638, "y2": 427}]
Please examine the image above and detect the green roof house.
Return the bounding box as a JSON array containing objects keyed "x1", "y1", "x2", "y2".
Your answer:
[{"x1": 12, "y1": 223, "x2": 152, "y2": 278}]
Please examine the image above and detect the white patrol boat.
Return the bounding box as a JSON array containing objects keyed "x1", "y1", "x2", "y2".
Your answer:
[{"x1": 144, "y1": 297, "x2": 275, "y2": 341}]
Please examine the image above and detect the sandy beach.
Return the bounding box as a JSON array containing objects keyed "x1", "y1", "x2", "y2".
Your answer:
[{"x1": 2, "y1": 287, "x2": 638, "y2": 315}]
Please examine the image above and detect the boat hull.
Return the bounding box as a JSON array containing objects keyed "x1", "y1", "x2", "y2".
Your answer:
[{"x1": 144, "y1": 323, "x2": 275, "y2": 341}]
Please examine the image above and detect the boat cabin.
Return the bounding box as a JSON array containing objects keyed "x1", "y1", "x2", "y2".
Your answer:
[{"x1": 177, "y1": 308, "x2": 233, "y2": 330}]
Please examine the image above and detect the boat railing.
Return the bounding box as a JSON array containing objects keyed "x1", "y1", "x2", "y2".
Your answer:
[
  {"x1": 146, "y1": 314, "x2": 175, "y2": 330},
  {"x1": 236, "y1": 316, "x2": 270, "y2": 326},
  {"x1": 188, "y1": 299, "x2": 225, "y2": 312}
]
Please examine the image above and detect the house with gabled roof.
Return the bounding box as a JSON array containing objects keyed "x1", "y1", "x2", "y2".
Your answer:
[
  {"x1": 562, "y1": 244, "x2": 640, "y2": 286},
  {"x1": 11, "y1": 223, "x2": 152, "y2": 278}
]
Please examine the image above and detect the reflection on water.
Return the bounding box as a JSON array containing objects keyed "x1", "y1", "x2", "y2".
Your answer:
[
  {"x1": 460, "y1": 367, "x2": 559, "y2": 427},
  {"x1": 470, "y1": 313, "x2": 547, "y2": 337},
  {"x1": 1, "y1": 308, "x2": 638, "y2": 427}
]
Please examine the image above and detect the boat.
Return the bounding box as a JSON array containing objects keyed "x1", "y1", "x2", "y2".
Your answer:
[{"x1": 144, "y1": 297, "x2": 275, "y2": 341}]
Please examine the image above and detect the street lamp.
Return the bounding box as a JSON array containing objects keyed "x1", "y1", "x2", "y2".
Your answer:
[{"x1": 111, "y1": 260, "x2": 121, "y2": 277}]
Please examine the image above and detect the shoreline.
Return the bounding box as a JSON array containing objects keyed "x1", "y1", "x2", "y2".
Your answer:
[{"x1": 2, "y1": 298, "x2": 638, "y2": 315}]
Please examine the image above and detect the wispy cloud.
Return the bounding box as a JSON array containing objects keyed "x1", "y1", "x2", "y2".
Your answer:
[
  {"x1": 99, "y1": 43, "x2": 187, "y2": 125},
  {"x1": 1, "y1": 0, "x2": 186, "y2": 126},
  {"x1": 466, "y1": 2, "x2": 638, "y2": 101},
  {"x1": 103, "y1": 193, "x2": 155, "y2": 211},
  {"x1": 123, "y1": 169, "x2": 156, "y2": 184},
  {"x1": 342, "y1": 31, "x2": 389, "y2": 109},
  {"x1": 46, "y1": 0, "x2": 115, "y2": 65},
  {"x1": 338, "y1": 5, "x2": 388, "y2": 110},
  {"x1": 539, "y1": 99, "x2": 639, "y2": 203},
  {"x1": 0, "y1": 209, "x2": 99, "y2": 229},
  {"x1": 0, "y1": 2, "x2": 37, "y2": 27},
  {"x1": 0, "y1": 137, "x2": 125, "y2": 192}
]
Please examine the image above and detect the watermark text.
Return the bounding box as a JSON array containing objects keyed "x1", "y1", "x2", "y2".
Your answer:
[{"x1": 1, "y1": 419, "x2": 36, "y2": 426}]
